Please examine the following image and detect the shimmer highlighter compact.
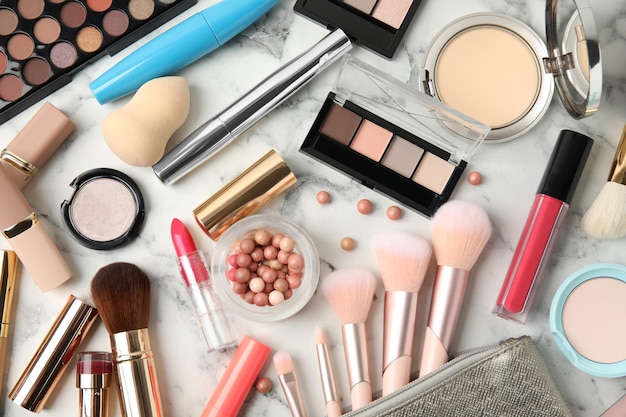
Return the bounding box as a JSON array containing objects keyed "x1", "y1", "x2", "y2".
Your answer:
[
  {"x1": 0, "y1": 0, "x2": 196, "y2": 124},
  {"x1": 294, "y1": 0, "x2": 422, "y2": 58},
  {"x1": 300, "y1": 55, "x2": 489, "y2": 217}
]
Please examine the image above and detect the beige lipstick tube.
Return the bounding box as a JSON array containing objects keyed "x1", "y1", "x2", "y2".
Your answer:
[
  {"x1": 1, "y1": 102, "x2": 75, "y2": 188},
  {"x1": 0, "y1": 164, "x2": 72, "y2": 292}
]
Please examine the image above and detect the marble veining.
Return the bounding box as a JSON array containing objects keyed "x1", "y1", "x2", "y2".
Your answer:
[{"x1": 2, "y1": 0, "x2": 626, "y2": 416}]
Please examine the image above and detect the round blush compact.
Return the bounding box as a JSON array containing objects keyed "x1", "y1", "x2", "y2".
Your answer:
[
  {"x1": 420, "y1": 0, "x2": 602, "y2": 142},
  {"x1": 550, "y1": 263, "x2": 626, "y2": 378},
  {"x1": 61, "y1": 168, "x2": 145, "y2": 250}
]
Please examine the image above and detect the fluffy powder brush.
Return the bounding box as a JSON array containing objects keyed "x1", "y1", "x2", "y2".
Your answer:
[{"x1": 581, "y1": 125, "x2": 626, "y2": 239}]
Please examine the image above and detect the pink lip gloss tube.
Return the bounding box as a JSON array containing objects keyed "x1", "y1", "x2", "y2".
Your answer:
[{"x1": 493, "y1": 130, "x2": 593, "y2": 323}]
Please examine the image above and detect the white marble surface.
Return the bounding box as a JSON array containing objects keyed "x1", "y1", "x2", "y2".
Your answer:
[{"x1": 2, "y1": 0, "x2": 626, "y2": 415}]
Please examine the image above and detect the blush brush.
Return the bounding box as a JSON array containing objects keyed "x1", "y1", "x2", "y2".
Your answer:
[
  {"x1": 419, "y1": 200, "x2": 491, "y2": 377},
  {"x1": 373, "y1": 231, "x2": 432, "y2": 395},
  {"x1": 90, "y1": 262, "x2": 163, "y2": 417},
  {"x1": 321, "y1": 268, "x2": 377, "y2": 411}
]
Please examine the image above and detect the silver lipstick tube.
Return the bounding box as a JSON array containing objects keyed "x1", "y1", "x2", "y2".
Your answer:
[{"x1": 153, "y1": 29, "x2": 352, "y2": 184}]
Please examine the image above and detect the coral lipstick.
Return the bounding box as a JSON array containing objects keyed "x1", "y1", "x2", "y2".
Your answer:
[{"x1": 171, "y1": 218, "x2": 236, "y2": 351}]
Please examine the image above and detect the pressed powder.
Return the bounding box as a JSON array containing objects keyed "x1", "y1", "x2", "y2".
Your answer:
[
  {"x1": 62, "y1": 168, "x2": 145, "y2": 250},
  {"x1": 435, "y1": 26, "x2": 540, "y2": 128},
  {"x1": 562, "y1": 277, "x2": 626, "y2": 364},
  {"x1": 70, "y1": 178, "x2": 135, "y2": 242}
]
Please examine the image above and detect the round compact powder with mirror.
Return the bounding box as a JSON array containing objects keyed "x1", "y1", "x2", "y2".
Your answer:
[
  {"x1": 61, "y1": 168, "x2": 145, "y2": 250},
  {"x1": 550, "y1": 263, "x2": 626, "y2": 378},
  {"x1": 420, "y1": 0, "x2": 601, "y2": 142}
]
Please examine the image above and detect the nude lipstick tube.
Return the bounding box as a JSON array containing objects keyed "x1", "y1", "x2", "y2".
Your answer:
[
  {"x1": 200, "y1": 335, "x2": 271, "y2": 417},
  {"x1": 76, "y1": 352, "x2": 114, "y2": 417},
  {"x1": 171, "y1": 218, "x2": 236, "y2": 352},
  {"x1": 493, "y1": 130, "x2": 593, "y2": 323},
  {"x1": 152, "y1": 29, "x2": 352, "y2": 184},
  {"x1": 0, "y1": 250, "x2": 18, "y2": 395},
  {"x1": 0, "y1": 102, "x2": 74, "y2": 189},
  {"x1": 0, "y1": 164, "x2": 72, "y2": 292},
  {"x1": 9, "y1": 295, "x2": 98, "y2": 412}
]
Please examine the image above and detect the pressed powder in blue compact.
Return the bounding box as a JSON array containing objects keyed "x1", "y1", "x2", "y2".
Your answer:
[{"x1": 550, "y1": 263, "x2": 626, "y2": 378}]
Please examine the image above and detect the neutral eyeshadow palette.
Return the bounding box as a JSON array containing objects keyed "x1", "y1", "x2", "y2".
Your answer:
[
  {"x1": 0, "y1": 0, "x2": 196, "y2": 124},
  {"x1": 300, "y1": 55, "x2": 490, "y2": 217},
  {"x1": 294, "y1": 0, "x2": 422, "y2": 58}
]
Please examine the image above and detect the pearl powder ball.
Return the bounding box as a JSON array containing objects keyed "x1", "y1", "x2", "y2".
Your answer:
[
  {"x1": 316, "y1": 191, "x2": 331, "y2": 204},
  {"x1": 249, "y1": 277, "x2": 265, "y2": 293},
  {"x1": 255, "y1": 377, "x2": 272, "y2": 393},
  {"x1": 269, "y1": 290, "x2": 285, "y2": 305},
  {"x1": 468, "y1": 171, "x2": 483, "y2": 185},
  {"x1": 341, "y1": 237, "x2": 355, "y2": 251},
  {"x1": 386, "y1": 205, "x2": 402, "y2": 220},
  {"x1": 357, "y1": 199, "x2": 373, "y2": 214}
]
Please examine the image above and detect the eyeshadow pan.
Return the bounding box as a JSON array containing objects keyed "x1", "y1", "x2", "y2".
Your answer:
[
  {"x1": 102, "y1": 9, "x2": 130, "y2": 36},
  {"x1": 381, "y1": 135, "x2": 424, "y2": 177},
  {"x1": 0, "y1": 53, "x2": 7, "y2": 73},
  {"x1": 23, "y1": 57, "x2": 51, "y2": 85},
  {"x1": 34, "y1": 17, "x2": 62, "y2": 44},
  {"x1": 372, "y1": 0, "x2": 414, "y2": 29},
  {"x1": 0, "y1": 75, "x2": 24, "y2": 101},
  {"x1": 60, "y1": 1, "x2": 87, "y2": 28},
  {"x1": 128, "y1": 0, "x2": 155, "y2": 20},
  {"x1": 350, "y1": 119, "x2": 393, "y2": 161},
  {"x1": 412, "y1": 152, "x2": 455, "y2": 194},
  {"x1": 7, "y1": 33, "x2": 35, "y2": 61},
  {"x1": 86, "y1": 0, "x2": 112, "y2": 12},
  {"x1": 343, "y1": 0, "x2": 377, "y2": 14},
  {"x1": 0, "y1": 8, "x2": 19, "y2": 35},
  {"x1": 50, "y1": 41, "x2": 78, "y2": 68},
  {"x1": 17, "y1": 0, "x2": 45, "y2": 19},
  {"x1": 76, "y1": 26, "x2": 103, "y2": 53},
  {"x1": 319, "y1": 103, "x2": 362, "y2": 145}
]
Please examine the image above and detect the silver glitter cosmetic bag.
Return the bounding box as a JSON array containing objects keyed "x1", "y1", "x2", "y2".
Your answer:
[{"x1": 343, "y1": 336, "x2": 572, "y2": 417}]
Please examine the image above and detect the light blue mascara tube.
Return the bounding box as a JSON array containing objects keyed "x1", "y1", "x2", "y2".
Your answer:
[{"x1": 90, "y1": 0, "x2": 279, "y2": 104}]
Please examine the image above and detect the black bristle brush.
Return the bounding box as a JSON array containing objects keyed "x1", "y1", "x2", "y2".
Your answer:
[{"x1": 90, "y1": 262, "x2": 163, "y2": 417}]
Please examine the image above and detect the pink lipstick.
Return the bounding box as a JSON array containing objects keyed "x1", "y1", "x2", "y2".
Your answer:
[{"x1": 170, "y1": 218, "x2": 236, "y2": 351}]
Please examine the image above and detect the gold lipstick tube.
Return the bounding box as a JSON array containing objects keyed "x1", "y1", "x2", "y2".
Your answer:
[
  {"x1": 9, "y1": 295, "x2": 98, "y2": 412},
  {"x1": 111, "y1": 329, "x2": 163, "y2": 417}
]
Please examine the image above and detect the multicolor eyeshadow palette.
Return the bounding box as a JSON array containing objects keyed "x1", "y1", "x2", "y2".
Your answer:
[
  {"x1": 0, "y1": 0, "x2": 196, "y2": 124},
  {"x1": 293, "y1": 0, "x2": 422, "y2": 58},
  {"x1": 300, "y1": 55, "x2": 490, "y2": 217}
]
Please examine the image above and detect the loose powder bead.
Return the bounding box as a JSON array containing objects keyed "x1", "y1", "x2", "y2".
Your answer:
[
  {"x1": 316, "y1": 190, "x2": 331, "y2": 204},
  {"x1": 249, "y1": 277, "x2": 266, "y2": 293},
  {"x1": 386, "y1": 205, "x2": 402, "y2": 220},
  {"x1": 468, "y1": 171, "x2": 483, "y2": 185},
  {"x1": 357, "y1": 199, "x2": 373, "y2": 214},
  {"x1": 255, "y1": 377, "x2": 272, "y2": 394},
  {"x1": 340, "y1": 237, "x2": 355, "y2": 251},
  {"x1": 227, "y1": 228, "x2": 306, "y2": 307},
  {"x1": 269, "y1": 290, "x2": 285, "y2": 306}
]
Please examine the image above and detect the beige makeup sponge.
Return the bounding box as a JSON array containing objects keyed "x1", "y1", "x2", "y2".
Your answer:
[{"x1": 102, "y1": 76, "x2": 190, "y2": 167}]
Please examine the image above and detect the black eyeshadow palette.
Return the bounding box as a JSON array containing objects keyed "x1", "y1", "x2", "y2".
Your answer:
[
  {"x1": 294, "y1": 0, "x2": 423, "y2": 58},
  {"x1": 0, "y1": 0, "x2": 196, "y2": 124}
]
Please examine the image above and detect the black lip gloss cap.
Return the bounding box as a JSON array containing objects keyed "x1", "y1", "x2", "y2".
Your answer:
[{"x1": 538, "y1": 130, "x2": 593, "y2": 204}]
